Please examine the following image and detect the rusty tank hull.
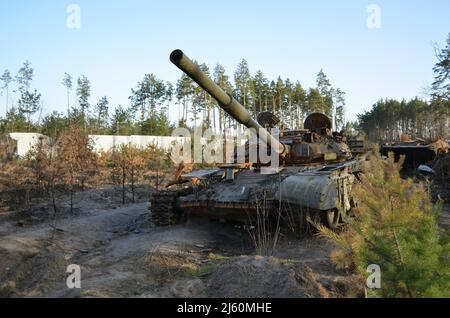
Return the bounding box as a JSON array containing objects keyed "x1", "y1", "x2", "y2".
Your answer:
[
  {"x1": 149, "y1": 50, "x2": 367, "y2": 230},
  {"x1": 175, "y1": 162, "x2": 360, "y2": 225}
]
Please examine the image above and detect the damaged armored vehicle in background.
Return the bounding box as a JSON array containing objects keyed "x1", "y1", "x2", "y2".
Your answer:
[
  {"x1": 381, "y1": 135, "x2": 450, "y2": 202},
  {"x1": 149, "y1": 50, "x2": 370, "y2": 232},
  {"x1": 381, "y1": 135, "x2": 449, "y2": 173}
]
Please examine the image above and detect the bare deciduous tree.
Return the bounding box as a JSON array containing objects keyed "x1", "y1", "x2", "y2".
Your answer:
[{"x1": 58, "y1": 126, "x2": 97, "y2": 213}]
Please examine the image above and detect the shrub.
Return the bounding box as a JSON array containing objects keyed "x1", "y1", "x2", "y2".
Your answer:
[{"x1": 317, "y1": 152, "x2": 450, "y2": 297}]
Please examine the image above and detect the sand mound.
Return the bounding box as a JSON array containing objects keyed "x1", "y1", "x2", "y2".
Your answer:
[{"x1": 208, "y1": 255, "x2": 331, "y2": 298}]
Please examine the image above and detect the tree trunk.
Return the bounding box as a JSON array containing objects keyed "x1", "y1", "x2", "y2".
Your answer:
[
  {"x1": 131, "y1": 169, "x2": 135, "y2": 203},
  {"x1": 70, "y1": 188, "x2": 74, "y2": 214},
  {"x1": 5, "y1": 86, "x2": 9, "y2": 118},
  {"x1": 67, "y1": 89, "x2": 70, "y2": 120},
  {"x1": 122, "y1": 168, "x2": 126, "y2": 204}
]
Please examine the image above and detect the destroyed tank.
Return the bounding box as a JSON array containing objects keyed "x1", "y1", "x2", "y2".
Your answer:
[
  {"x1": 149, "y1": 50, "x2": 366, "y2": 230},
  {"x1": 381, "y1": 136, "x2": 450, "y2": 172}
]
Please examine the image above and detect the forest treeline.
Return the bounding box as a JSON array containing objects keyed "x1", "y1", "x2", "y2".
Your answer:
[
  {"x1": 0, "y1": 56, "x2": 347, "y2": 138},
  {"x1": 358, "y1": 33, "x2": 450, "y2": 141},
  {"x1": 1, "y1": 34, "x2": 449, "y2": 141},
  {"x1": 358, "y1": 97, "x2": 449, "y2": 141}
]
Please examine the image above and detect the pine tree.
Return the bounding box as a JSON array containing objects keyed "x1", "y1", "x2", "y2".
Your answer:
[
  {"x1": 41, "y1": 111, "x2": 68, "y2": 139},
  {"x1": 432, "y1": 33, "x2": 450, "y2": 99},
  {"x1": 213, "y1": 63, "x2": 233, "y2": 135},
  {"x1": 164, "y1": 81, "x2": 174, "y2": 118},
  {"x1": 284, "y1": 78, "x2": 294, "y2": 128},
  {"x1": 307, "y1": 88, "x2": 323, "y2": 113},
  {"x1": 234, "y1": 59, "x2": 253, "y2": 115},
  {"x1": 0, "y1": 70, "x2": 13, "y2": 117},
  {"x1": 76, "y1": 75, "x2": 91, "y2": 129},
  {"x1": 334, "y1": 88, "x2": 346, "y2": 131},
  {"x1": 192, "y1": 63, "x2": 211, "y2": 129},
  {"x1": 316, "y1": 69, "x2": 334, "y2": 117},
  {"x1": 142, "y1": 74, "x2": 167, "y2": 121},
  {"x1": 62, "y1": 73, "x2": 73, "y2": 119},
  {"x1": 252, "y1": 70, "x2": 268, "y2": 114},
  {"x1": 94, "y1": 96, "x2": 109, "y2": 132},
  {"x1": 110, "y1": 105, "x2": 134, "y2": 135},
  {"x1": 293, "y1": 82, "x2": 307, "y2": 129},
  {"x1": 317, "y1": 152, "x2": 450, "y2": 298},
  {"x1": 16, "y1": 61, "x2": 41, "y2": 131},
  {"x1": 130, "y1": 74, "x2": 167, "y2": 134},
  {"x1": 17, "y1": 90, "x2": 41, "y2": 131},
  {"x1": 274, "y1": 77, "x2": 285, "y2": 119},
  {"x1": 175, "y1": 73, "x2": 195, "y2": 128}
]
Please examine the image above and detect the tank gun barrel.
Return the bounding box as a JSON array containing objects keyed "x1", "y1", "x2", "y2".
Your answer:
[{"x1": 170, "y1": 49, "x2": 287, "y2": 156}]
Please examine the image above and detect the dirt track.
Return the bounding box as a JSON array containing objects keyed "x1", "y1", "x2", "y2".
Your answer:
[{"x1": 0, "y1": 188, "x2": 360, "y2": 298}]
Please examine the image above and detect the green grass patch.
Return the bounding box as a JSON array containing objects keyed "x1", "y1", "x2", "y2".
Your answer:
[{"x1": 185, "y1": 263, "x2": 216, "y2": 278}]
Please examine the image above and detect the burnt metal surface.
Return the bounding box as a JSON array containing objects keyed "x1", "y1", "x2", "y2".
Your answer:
[
  {"x1": 303, "y1": 112, "x2": 332, "y2": 132},
  {"x1": 381, "y1": 138, "x2": 450, "y2": 170},
  {"x1": 149, "y1": 50, "x2": 371, "y2": 229},
  {"x1": 181, "y1": 169, "x2": 223, "y2": 179}
]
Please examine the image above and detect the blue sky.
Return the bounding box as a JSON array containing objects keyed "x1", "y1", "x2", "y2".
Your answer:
[{"x1": 1, "y1": 0, "x2": 449, "y2": 123}]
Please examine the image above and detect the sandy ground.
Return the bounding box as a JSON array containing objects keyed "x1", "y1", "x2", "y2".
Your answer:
[
  {"x1": 0, "y1": 187, "x2": 360, "y2": 298},
  {"x1": 1, "y1": 186, "x2": 448, "y2": 298}
]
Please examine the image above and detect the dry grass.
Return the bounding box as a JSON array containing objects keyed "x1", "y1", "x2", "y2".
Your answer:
[{"x1": 246, "y1": 192, "x2": 281, "y2": 256}]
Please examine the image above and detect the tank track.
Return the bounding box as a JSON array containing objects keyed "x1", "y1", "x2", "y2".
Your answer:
[{"x1": 150, "y1": 190, "x2": 180, "y2": 226}]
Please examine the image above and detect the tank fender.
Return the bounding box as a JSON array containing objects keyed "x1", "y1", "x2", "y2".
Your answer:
[{"x1": 276, "y1": 172, "x2": 344, "y2": 210}]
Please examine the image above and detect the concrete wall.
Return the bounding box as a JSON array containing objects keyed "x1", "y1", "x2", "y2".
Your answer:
[
  {"x1": 89, "y1": 135, "x2": 188, "y2": 153},
  {"x1": 8, "y1": 133, "x2": 51, "y2": 157},
  {"x1": 7, "y1": 133, "x2": 244, "y2": 162},
  {"x1": 7, "y1": 133, "x2": 189, "y2": 156}
]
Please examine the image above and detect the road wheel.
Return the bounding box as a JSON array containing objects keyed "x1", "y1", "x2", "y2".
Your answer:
[{"x1": 322, "y1": 209, "x2": 340, "y2": 229}]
